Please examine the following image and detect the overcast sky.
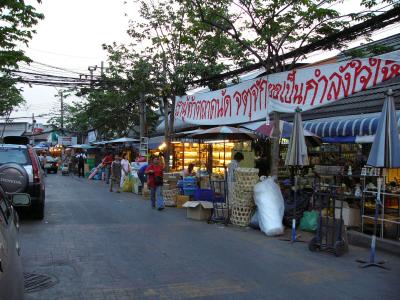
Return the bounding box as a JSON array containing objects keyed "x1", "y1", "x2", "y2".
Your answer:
[
  {"x1": 8, "y1": 0, "x2": 400, "y2": 125},
  {"x1": 11, "y1": 0, "x2": 135, "y2": 124}
]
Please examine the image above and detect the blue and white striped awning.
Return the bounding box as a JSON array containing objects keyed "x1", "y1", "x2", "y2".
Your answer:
[{"x1": 304, "y1": 111, "x2": 400, "y2": 137}]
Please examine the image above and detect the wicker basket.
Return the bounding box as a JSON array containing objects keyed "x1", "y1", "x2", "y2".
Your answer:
[
  {"x1": 230, "y1": 205, "x2": 254, "y2": 227},
  {"x1": 162, "y1": 189, "x2": 179, "y2": 207},
  {"x1": 231, "y1": 188, "x2": 254, "y2": 207},
  {"x1": 234, "y1": 168, "x2": 259, "y2": 191}
]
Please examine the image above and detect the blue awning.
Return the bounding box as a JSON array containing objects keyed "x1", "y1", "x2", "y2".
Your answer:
[{"x1": 303, "y1": 111, "x2": 400, "y2": 137}]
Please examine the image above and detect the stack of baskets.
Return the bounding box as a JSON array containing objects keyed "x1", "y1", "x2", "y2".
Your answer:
[{"x1": 230, "y1": 168, "x2": 259, "y2": 227}]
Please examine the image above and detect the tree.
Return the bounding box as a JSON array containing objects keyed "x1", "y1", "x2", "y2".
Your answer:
[
  {"x1": 185, "y1": 0, "x2": 399, "y2": 175},
  {"x1": 0, "y1": 0, "x2": 43, "y2": 117},
  {"x1": 113, "y1": 0, "x2": 240, "y2": 169},
  {"x1": 0, "y1": 76, "x2": 24, "y2": 117}
]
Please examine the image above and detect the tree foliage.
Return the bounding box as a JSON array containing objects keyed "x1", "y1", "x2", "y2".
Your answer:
[
  {"x1": 185, "y1": 0, "x2": 398, "y2": 72},
  {"x1": 0, "y1": 75, "x2": 24, "y2": 116},
  {"x1": 0, "y1": 0, "x2": 43, "y2": 116}
]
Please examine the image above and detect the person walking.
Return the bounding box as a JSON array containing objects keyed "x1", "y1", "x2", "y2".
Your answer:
[
  {"x1": 137, "y1": 163, "x2": 148, "y2": 188},
  {"x1": 38, "y1": 152, "x2": 47, "y2": 177},
  {"x1": 76, "y1": 151, "x2": 86, "y2": 178},
  {"x1": 145, "y1": 156, "x2": 164, "y2": 210},
  {"x1": 227, "y1": 152, "x2": 244, "y2": 204},
  {"x1": 120, "y1": 153, "x2": 131, "y2": 187},
  {"x1": 110, "y1": 154, "x2": 122, "y2": 193},
  {"x1": 102, "y1": 152, "x2": 113, "y2": 184}
]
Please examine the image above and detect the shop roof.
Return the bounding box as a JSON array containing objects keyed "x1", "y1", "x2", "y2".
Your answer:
[
  {"x1": 337, "y1": 33, "x2": 400, "y2": 62},
  {"x1": 1, "y1": 129, "x2": 25, "y2": 137}
]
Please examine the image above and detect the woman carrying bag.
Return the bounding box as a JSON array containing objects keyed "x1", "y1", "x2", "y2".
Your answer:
[
  {"x1": 145, "y1": 156, "x2": 165, "y2": 210},
  {"x1": 120, "y1": 153, "x2": 132, "y2": 188}
]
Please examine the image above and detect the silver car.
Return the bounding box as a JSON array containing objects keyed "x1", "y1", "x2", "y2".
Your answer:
[{"x1": 0, "y1": 176, "x2": 31, "y2": 299}]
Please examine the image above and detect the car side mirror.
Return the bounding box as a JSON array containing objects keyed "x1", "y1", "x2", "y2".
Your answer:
[{"x1": 11, "y1": 193, "x2": 31, "y2": 206}]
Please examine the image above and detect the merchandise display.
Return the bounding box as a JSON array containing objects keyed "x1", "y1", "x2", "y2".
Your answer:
[{"x1": 211, "y1": 142, "x2": 234, "y2": 173}]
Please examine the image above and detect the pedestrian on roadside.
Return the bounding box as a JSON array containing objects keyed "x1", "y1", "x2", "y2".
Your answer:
[
  {"x1": 158, "y1": 152, "x2": 165, "y2": 169},
  {"x1": 137, "y1": 162, "x2": 148, "y2": 188},
  {"x1": 38, "y1": 152, "x2": 47, "y2": 177},
  {"x1": 76, "y1": 151, "x2": 87, "y2": 178},
  {"x1": 102, "y1": 152, "x2": 113, "y2": 184},
  {"x1": 120, "y1": 153, "x2": 131, "y2": 187},
  {"x1": 110, "y1": 154, "x2": 122, "y2": 193},
  {"x1": 145, "y1": 156, "x2": 164, "y2": 210}
]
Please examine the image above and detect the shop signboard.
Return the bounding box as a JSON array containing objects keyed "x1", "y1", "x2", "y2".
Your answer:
[
  {"x1": 175, "y1": 50, "x2": 400, "y2": 125},
  {"x1": 58, "y1": 136, "x2": 77, "y2": 146}
]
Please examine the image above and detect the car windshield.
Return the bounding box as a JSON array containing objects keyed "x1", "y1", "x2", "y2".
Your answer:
[{"x1": 0, "y1": 147, "x2": 29, "y2": 165}]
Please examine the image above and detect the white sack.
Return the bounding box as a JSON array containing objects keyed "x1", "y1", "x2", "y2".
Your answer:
[{"x1": 253, "y1": 177, "x2": 284, "y2": 236}]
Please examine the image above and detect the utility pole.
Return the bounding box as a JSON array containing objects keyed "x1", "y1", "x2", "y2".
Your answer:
[
  {"x1": 271, "y1": 112, "x2": 281, "y2": 178},
  {"x1": 100, "y1": 61, "x2": 104, "y2": 76},
  {"x1": 60, "y1": 90, "x2": 64, "y2": 133},
  {"x1": 32, "y1": 113, "x2": 36, "y2": 145},
  {"x1": 88, "y1": 65, "x2": 97, "y2": 86},
  {"x1": 139, "y1": 91, "x2": 145, "y2": 139}
]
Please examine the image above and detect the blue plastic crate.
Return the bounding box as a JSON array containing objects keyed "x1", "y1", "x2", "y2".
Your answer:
[
  {"x1": 194, "y1": 189, "x2": 213, "y2": 201},
  {"x1": 183, "y1": 187, "x2": 196, "y2": 196}
]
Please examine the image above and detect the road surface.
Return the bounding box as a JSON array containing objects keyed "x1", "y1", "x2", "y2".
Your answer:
[{"x1": 20, "y1": 174, "x2": 400, "y2": 300}]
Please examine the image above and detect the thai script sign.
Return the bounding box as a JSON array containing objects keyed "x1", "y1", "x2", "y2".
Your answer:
[{"x1": 175, "y1": 51, "x2": 400, "y2": 125}]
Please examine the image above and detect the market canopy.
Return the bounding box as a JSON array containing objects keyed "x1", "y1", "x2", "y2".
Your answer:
[
  {"x1": 174, "y1": 50, "x2": 400, "y2": 125},
  {"x1": 242, "y1": 120, "x2": 317, "y2": 138},
  {"x1": 303, "y1": 111, "x2": 400, "y2": 138},
  {"x1": 107, "y1": 137, "x2": 140, "y2": 143},
  {"x1": 1, "y1": 129, "x2": 25, "y2": 137},
  {"x1": 188, "y1": 125, "x2": 256, "y2": 140},
  {"x1": 69, "y1": 144, "x2": 97, "y2": 149},
  {"x1": 91, "y1": 141, "x2": 107, "y2": 145}
]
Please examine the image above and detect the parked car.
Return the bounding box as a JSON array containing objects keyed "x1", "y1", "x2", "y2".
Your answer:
[
  {"x1": 44, "y1": 156, "x2": 58, "y2": 173},
  {"x1": 0, "y1": 168, "x2": 32, "y2": 300},
  {"x1": 0, "y1": 136, "x2": 45, "y2": 219}
]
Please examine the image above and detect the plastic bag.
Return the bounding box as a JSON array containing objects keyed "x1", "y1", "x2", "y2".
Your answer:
[
  {"x1": 299, "y1": 210, "x2": 319, "y2": 232},
  {"x1": 122, "y1": 175, "x2": 133, "y2": 192},
  {"x1": 253, "y1": 177, "x2": 284, "y2": 236}
]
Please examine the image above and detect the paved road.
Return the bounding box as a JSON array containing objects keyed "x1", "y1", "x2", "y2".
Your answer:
[{"x1": 20, "y1": 174, "x2": 400, "y2": 300}]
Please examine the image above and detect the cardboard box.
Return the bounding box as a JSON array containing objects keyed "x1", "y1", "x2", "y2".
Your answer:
[
  {"x1": 176, "y1": 195, "x2": 190, "y2": 208},
  {"x1": 335, "y1": 201, "x2": 361, "y2": 227},
  {"x1": 199, "y1": 176, "x2": 210, "y2": 189},
  {"x1": 183, "y1": 201, "x2": 213, "y2": 220}
]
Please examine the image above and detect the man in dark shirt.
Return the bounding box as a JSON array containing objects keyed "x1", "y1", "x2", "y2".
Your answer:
[{"x1": 138, "y1": 163, "x2": 148, "y2": 188}]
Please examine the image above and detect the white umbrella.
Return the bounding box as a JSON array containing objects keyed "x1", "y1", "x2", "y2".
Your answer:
[
  {"x1": 284, "y1": 107, "x2": 308, "y2": 243},
  {"x1": 359, "y1": 89, "x2": 400, "y2": 269}
]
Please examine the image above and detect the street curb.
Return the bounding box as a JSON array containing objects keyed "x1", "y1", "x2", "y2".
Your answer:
[{"x1": 347, "y1": 230, "x2": 400, "y2": 257}]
